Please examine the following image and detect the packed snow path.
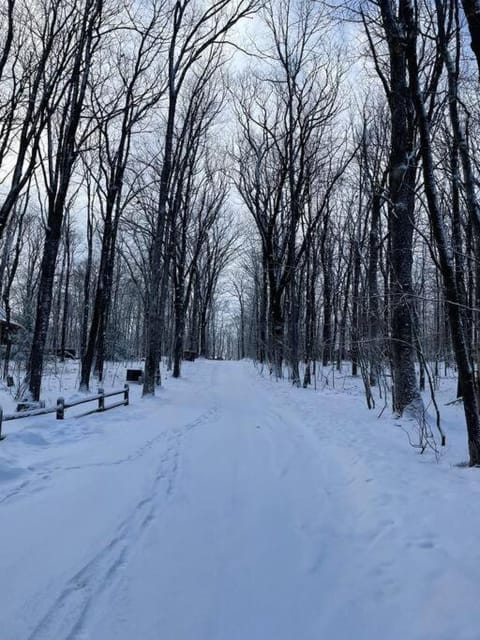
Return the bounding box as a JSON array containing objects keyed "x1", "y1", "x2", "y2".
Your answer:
[{"x1": 1, "y1": 360, "x2": 480, "y2": 640}]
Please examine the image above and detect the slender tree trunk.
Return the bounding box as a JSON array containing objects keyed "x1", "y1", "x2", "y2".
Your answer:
[
  {"x1": 321, "y1": 259, "x2": 333, "y2": 368},
  {"x1": 351, "y1": 239, "x2": 361, "y2": 377},
  {"x1": 79, "y1": 219, "x2": 93, "y2": 390},
  {"x1": 143, "y1": 89, "x2": 176, "y2": 395},
  {"x1": 288, "y1": 276, "x2": 300, "y2": 386},
  {"x1": 258, "y1": 256, "x2": 268, "y2": 363},
  {"x1": 60, "y1": 230, "x2": 71, "y2": 362},
  {"x1": 368, "y1": 186, "x2": 382, "y2": 386},
  {"x1": 172, "y1": 267, "x2": 185, "y2": 378}
]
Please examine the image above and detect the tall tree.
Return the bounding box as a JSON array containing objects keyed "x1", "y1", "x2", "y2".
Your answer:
[
  {"x1": 79, "y1": 1, "x2": 167, "y2": 390},
  {"x1": 26, "y1": 0, "x2": 106, "y2": 400},
  {"x1": 364, "y1": 0, "x2": 422, "y2": 414},
  {"x1": 403, "y1": 0, "x2": 480, "y2": 465},
  {"x1": 142, "y1": 0, "x2": 258, "y2": 396}
]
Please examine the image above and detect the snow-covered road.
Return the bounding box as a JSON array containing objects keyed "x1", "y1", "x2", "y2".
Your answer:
[{"x1": 1, "y1": 360, "x2": 480, "y2": 640}]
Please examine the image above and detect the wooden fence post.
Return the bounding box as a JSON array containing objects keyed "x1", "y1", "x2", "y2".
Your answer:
[
  {"x1": 124, "y1": 383, "x2": 129, "y2": 406},
  {"x1": 0, "y1": 406, "x2": 4, "y2": 440},
  {"x1": 56, "y1": 397, "x2": 65, "y2": 420},
  {"x1": 98, "y1": 388, "x2": 105, "y2": 412}
]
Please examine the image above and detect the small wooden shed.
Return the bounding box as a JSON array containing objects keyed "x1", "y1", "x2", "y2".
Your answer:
[{"x1": 0, "y1": 308, "x2": 23, "y2": 345}]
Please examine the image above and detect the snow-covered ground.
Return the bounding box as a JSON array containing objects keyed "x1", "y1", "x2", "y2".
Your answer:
[{"x1": 1, "y1": 359, "x2": 479, "y2": 640}]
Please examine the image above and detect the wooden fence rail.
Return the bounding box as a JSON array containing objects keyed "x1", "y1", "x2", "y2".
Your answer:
[{"x1": 0, "y1": 384, "x2": 129, "y2": 441}]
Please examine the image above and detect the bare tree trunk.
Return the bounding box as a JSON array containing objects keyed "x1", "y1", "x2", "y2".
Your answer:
[
  {"x1": 461, "y1": 0, "x2": 480, "y2": 75},
  {"x1": 368, "y1": 187, "x2": 383, "y2": 386},
  {"x1": 27, "y1": 0, "x2": 103, "y2": 400},
  {"x1": 60, "y1": 223, "x2": 72, "y2": 362},
  {"x1": 143, "y1": 89, "x2": 175, "y2": 395},
  {"x1": 351, "y1": 239, "x2": 361, "y2": 377},
  {"x1": 377, "y1": 0, "x2": 421, "y2": 414},
  {"x1": 271, "y1": 295, "x2": 284, "y2": 378},
  {"x1": 79, "y1": 194, "x2": 94, "y2": 390},
  {"x1": 172, "y1": 276, "x2": 185, "y2": 379},
  {"x1": 321, "y1": 254, "x2": 333, "y2": 368},
  {"x1": 288, "y1": 276, "x2": 301, "y2": 386},
  {"x1": 258, "y1": 256, "x2": 268, "y2": 363},
  {"x1": 404, "y1": 0, "x2": 480, "y2": 465},
  {"x1": 28, "y1": 226, "x2": 62, "y2": 399}
]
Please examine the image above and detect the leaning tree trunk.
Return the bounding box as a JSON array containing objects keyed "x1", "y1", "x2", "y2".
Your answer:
[{"x1": 405, "y1": 0, "x2": 480, "y2": 465}]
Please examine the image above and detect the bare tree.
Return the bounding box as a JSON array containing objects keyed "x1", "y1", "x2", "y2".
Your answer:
[
  {"x1": 142, "y1": 0, "x2": 258, "y2": 396},
  {"x1": 79, "y1": 1, "x2": 168, "y2": 390},
  {"x1": 26, "y1": 0, "x2": 106, "y2": 400},
  {"x1": 402, "y1": 0, "x2": 480, "y2": 464},
  {"x1": 363, "y1": 0, "x2": 422, "y2": 414},
  {"x1": 234, "y1": 0, "x2": 344, "y2": 382}
]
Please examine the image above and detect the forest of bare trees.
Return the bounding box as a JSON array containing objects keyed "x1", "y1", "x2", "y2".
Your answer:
[{"x1": 2, "y1": 0, "x2": 480, "y2": 463}]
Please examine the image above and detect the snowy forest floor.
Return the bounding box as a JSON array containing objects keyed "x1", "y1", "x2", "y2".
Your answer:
[{"x1": 1, "y1": 359, "x2": 479, "y2": 640}]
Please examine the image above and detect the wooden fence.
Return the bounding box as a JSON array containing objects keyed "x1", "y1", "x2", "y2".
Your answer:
[{"x1": 0, "y1": 384, "x2": 129, "y2": 441}]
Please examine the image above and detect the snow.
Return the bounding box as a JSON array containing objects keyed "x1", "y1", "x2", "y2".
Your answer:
[{"x1": 1, "y1": 359, "x2": 480, "y2": 640}]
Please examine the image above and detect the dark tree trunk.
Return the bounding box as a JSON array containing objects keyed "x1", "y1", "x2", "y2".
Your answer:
[
  {"x1": 28, "y1": 223, "x2": 63, "y2": 400},
  {"x1": 288, "y1": 276, "x2": 301, "y2": 386},
  {"x1": 404, "y1": 0, "x2": 480, "y2": 465},
  {"x1": 143, "y1": 89, "x2": 176, "y2": 395},
  {"x1": 351, "y1": 239, "x2": 361, "y2": 377},
  {"x1": 367, "y1": 184, "x2": 383, "y2": 386},
  {"x1": 271, "y1": 295, "x2": 284, "y2": 378},
  {"x1": 79, "y1": 205, "x2": 94, "y2": 389},
  {"x1": 321, "y1": 259, "x2": 333, "y2": 368},
  {"x1": 189, "y1": 268, "x2": 201, "y2": 353},
  {"x1": 337, "y1": 256, "x2": 351, "y2": 372},
  {"x1": 199, "y1": 309, "x2": 208, "y2": 358},
  {"x1": 26, "y1": 0, "x2": 103, "y2": 401},
  {"x1": 80, "y1": 219, "x2": 116, "y2": 389},
  {"x1": 60, "y1": 228, "x2": 71, "y2": 362},
  {"x1": 172, "y1": 304, "x2": 185, "y2": 377},
  {"x1": 303, "y1": 238, "x2": 316, "y2": 386},
  {"x1": 461, "y1": 0, "x2": 480, "y2": 75},
  {"x1": 258, "y1": 256, "x2": 268, "y2": 363},
  {"x1": 378, "y1": 0, "x2": 421, "y2": 414}
]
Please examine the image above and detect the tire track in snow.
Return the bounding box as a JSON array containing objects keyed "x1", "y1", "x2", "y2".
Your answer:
[
  {"x1": 25, "y1": 405, "x2": 219, "y2": 640},
  {"x1": 0, "y1": 431, "x2": 173, "y2": 508},
  {"x1": 0, "y1": 404, "x2": 218, "y2": 509}
]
